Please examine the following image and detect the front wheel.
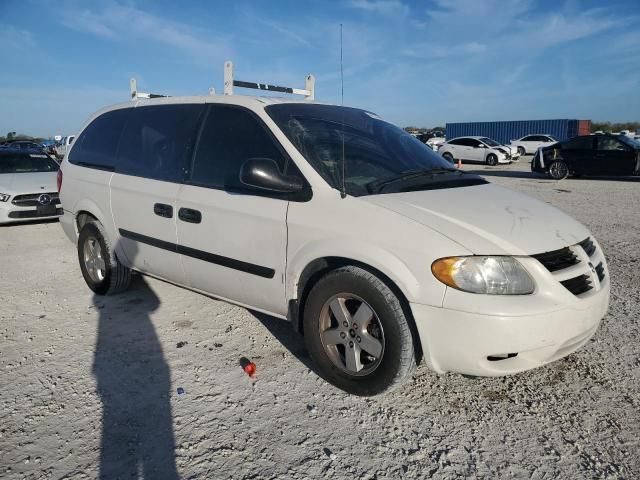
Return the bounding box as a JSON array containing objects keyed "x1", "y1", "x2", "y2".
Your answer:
[
  {"x1": 548, "y1": 160, "x2": 569, "y2": 180},
  {"x1": 78, "y1": 221, "x2": 132, "y2": 295},
  {"x1": 442, "y1": 152, "x2": 454, "y2": 164},
  {"x1": 486, "y1": 153, "x2": 498, "y2": 166},
  {"x1": 517, "y1": 146, "x2": 525, "y2": 156},
  {"x1": 303, "y1": 266, "x2": 417, "y2": 396}
]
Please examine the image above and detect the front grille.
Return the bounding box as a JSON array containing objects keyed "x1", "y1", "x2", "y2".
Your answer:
[
  {"x1": 560, "y1": 274, "x2": 593, "y2": 295},
  {"x1": 532, "y1": 247, "x2": 579, "y2": 272},
  {"x1": 8, "y1": 208, "x2": 63, "y2": 219},
  {"x1": 579, "y1": 237, "x2": 596, "y2": 257},
  {"x1": 595, "y1": 262, "x2": 605, "y2": 282},
  {"x1": 11, "y1": 192, "x2": 60, "y2": 207}
]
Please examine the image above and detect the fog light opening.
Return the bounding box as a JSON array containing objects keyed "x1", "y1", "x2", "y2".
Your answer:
[{"x1": 487, "y1": 353, "x2": 518, "y2": 362}]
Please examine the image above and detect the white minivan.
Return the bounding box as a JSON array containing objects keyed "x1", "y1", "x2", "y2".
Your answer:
[{"x1": 59, "y1": 94, "x2": 609, "y2": 395}]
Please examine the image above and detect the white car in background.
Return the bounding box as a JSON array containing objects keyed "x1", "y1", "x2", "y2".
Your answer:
[
  {"x1": 54, "y1": 135, "x2": 75, "y2": 159},
  {"x1": 438, "y1": 136, "x2": 519, "y2": 165},
  {"x1": 0, "y1": 149, "x2": 62, "y2": 224},
  {"x1": 510, "y1": 134, "x2": 557, "y2": 156}
]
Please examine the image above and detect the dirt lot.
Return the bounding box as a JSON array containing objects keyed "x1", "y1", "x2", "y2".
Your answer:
[{"x1": 1, "y1": 160, "x2": 639, "y2": 479}]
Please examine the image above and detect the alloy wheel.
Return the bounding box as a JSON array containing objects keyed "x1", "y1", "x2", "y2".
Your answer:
[
  {"x1": 83, "y1": 236, "x2": 106, "y2": 283},
  {"x1": 318, "y1": 294, "x2": 385, "y2": 376}
]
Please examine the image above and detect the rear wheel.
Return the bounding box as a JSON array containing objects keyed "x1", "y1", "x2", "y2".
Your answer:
[
  {"x1": 486, "y1": 154, "x2": 498, "y2": 166},
  {"x1": 548, "y1": 160, "x2": 569, "y2": 180},
  {"x1": 78, "y1": 221, "x2": 132, "y2": 295},
  {"x1": 303, "y1": 266, "x2": 417, "y2": 396}
]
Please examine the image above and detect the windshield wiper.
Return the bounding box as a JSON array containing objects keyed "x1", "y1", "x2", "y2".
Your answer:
[{"x1": 366, "y1": 167, "x2": 460, "y2": 194}]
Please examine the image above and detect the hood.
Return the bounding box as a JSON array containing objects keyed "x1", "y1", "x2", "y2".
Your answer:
[
  {"x1": 496, "y1": 145, "x2": 516, "y2": 155},
  {"x1": 361, "y1": 183, "x2": 590, "y2": 255},
  {"x1": 0, "y1": 172, "x2": 58, "y2": 194}
]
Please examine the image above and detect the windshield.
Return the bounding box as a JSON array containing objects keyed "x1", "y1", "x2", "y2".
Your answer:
[
  {"x1": 266, "y1": 104, "x2": 462, "y2": 196},
  {"x1": 618, "y1": 135, "x2": 640, "y2": 148},
  {"x1": 480, "y1": 137, "x2": 501, "y2": 147},
  {"x1": 0, "y1": 153, "x2": 59, "y2": 174}
]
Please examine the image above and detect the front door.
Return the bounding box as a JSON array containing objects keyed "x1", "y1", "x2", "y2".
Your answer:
[
  {"x1": 594, "y1": 136, "x2": 635, "y2": 175},
  {"x1": 176, "y1": 105, "x2": 290, "y2": 316},
  {"x1": 559, "y1": 135, "x2": 595, "y2": 174},
  {"x1": 110, "y1": 102, "x2": 205, "y2": 282}
]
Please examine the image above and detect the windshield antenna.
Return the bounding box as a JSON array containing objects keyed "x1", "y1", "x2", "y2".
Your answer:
[{"x1": 339, "y1": 23, "x2": 347, "y2": 199}]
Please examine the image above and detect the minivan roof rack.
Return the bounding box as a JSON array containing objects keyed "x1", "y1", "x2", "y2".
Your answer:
[
  {"x1": 129, "y1": 61, "x2": 315, "y2": 101},
  {"x1": 129, "y1": 78, "x2": 169, "y2": 100},
  {"x1": 224, "y1": 61, "x2": 315, "y2": 100}
]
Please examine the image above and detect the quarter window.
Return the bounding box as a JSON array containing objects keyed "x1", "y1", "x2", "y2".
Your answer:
[
  {"x1": 69, "y1": 108, "x2": 131, "y2": 168},
  {"x1": 117, "y1": 104, "x2": 205, "y2": 182},
  {"x1": 190, "y1": 106, "x2": 287, "y2": 190}
]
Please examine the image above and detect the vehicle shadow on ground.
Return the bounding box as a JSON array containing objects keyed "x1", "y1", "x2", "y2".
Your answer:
[
  {"x1": 249, "y1": 310, "x2": 314, "y2": 371},
  {"x1": 92, "y1": 263, "x2": 178, "y2": 478}
]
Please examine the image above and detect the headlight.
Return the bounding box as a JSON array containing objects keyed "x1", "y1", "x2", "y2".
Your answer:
[
  {"x1": 432, "y1": 256, "x2": 535, "y2": 295},
  {"x1": 0, "y1": 193, "x2": 10, "y2": 202}
]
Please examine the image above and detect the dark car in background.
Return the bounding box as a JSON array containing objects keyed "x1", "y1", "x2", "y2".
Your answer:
[
  {"x1": 0, "y1": 140, "x2": 45, "y2": 151},
  {"x1": 531, "y1": 134, "x2": 640, "y2": 179}
]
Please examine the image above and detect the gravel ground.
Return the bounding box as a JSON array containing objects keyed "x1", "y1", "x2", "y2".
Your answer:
[{"x1": 1, "y1": 160, "x2": 639, "y2": 479}]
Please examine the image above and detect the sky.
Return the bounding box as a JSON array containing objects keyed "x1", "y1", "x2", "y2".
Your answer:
[{"x1": 0, "y1": 0, "x2": 639, "y2": 137}]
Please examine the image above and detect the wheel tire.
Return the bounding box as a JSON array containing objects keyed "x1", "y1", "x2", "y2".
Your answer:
[
  {"x1": 303, "y1": 266, "x2": 417, "y2": 396},
  {"x1": 442, "y1": 152, "x2": 454, "y2": 164},
  {"x1": 486, "y1": 154, "x2": 498, "y2": 166},
  {"x1": 548, "y1": 160, "x2": 569, "y2": 180},
  {"x1": 78, "y1": 221, "x2": 132, "y2": 295},
  {"x1": 517, "y1": 146, "x2": 525, "y2": 156}
]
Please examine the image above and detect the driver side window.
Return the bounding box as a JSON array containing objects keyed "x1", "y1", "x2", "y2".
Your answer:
[
  {"x1": 597, "y1": 137, "x2": 627, "y2": 151},
  {"x1": 190, "y1": 106, "x2": 287, "y2": 190}
]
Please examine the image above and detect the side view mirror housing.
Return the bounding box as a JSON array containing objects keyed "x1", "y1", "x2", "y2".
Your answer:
[
  {"x1": 478, "y1": 144, "x2": 487, "y2": 148},
  {"x1": 239, "y1": 158, "x2": 304, "y2": 194}
]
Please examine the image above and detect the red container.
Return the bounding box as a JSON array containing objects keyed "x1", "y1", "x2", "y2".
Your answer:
[{"x1": 578, "y1": 120, "x2": 591, "y2": 136}]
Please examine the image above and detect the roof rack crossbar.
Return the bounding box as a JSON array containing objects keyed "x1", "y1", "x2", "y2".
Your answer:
[
  {"x1": 223, "y1": 61, "x2": 314, "y2": 100},
  {"x1": 129, "y1": 78, "x2": 169, "y2": 100}
]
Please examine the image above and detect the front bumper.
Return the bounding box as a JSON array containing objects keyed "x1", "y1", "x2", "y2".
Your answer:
[
  {"x1": 411, "y1": 249, "x2": 610, "y2": 376},
  {"x1": 0, "y1": 203, "x2": 63, "y2": 224}
]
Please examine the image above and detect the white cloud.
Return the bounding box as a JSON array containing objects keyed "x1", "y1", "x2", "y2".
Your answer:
[
  {"x1": 58, "y1": 2, "x2": 232, "y2": 64},
  {"x1": 348, "y1": 0, "x2": 409, "y2": 16}
]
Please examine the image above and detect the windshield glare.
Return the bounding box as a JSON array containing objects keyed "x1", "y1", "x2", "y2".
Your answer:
[
  {"x1": 0, "y1": 153, "x2": 59, "y2": 174},
  {"x1": 618, "y1": 135, "x2": 640, "y2": 148},
  {"x1": 480, "y1": 137, "x2": 501, "y2": 147},
  {"x1": 266, "y1": 104, "x2": 457, "y2": 196}
]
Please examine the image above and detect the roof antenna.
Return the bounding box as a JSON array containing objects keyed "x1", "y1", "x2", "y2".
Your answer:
[{"x1": 339, "y1": 23, "x2": 347, "y2": 199}]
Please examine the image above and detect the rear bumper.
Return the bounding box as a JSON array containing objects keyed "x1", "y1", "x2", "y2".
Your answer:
[
  {"x1": 411, "y1": 281, "x2": 609, "y2": 376},
  {"x1": 60, "y1": 209, "x2": 78, "y2": 243}
]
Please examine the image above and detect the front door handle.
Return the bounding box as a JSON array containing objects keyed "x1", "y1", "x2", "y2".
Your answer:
[
  {"x1": 178, "y1": 207, "x2": 202, "y2": 224},
  {"x1": 153, "y1": 203, "x2": 173, "y2": 218}
]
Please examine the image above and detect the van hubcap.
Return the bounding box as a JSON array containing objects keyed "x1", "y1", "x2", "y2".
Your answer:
[
  {"x1": 319, "y1": 294, "x2": 385, "y2": 376},
  {"x1": 83, "y1": 236, "x2": 106, "y2": 283}
]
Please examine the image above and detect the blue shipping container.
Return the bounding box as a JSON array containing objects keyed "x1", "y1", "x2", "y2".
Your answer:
[{"x1": 445, "y1": 119, "x2": 585, "y2": 144}]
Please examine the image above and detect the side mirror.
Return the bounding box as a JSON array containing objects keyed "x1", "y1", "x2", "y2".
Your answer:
[
  {"x1": 478, "y1": 144, "x2": 487, "y2": 148},
  {"x1": 239, "y1": 158, "x2": 304, "y2": 193}
]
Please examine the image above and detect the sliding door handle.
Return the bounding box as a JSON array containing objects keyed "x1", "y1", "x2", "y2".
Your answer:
[
  {"x1": 153, "y1": 203, "x2": 173, "y2": 218},
  {"x1": 178, "y1": 207, "x2": 202, "y2": 224}
]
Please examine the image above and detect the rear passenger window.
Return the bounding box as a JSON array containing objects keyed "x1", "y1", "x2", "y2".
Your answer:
[
  {"x1": 190, "y1": 106, "x2": 286, "y2": 189},
  {"x1": 117, "y1": 104, "x2": 204, "y2": 182},
  {"x1": 69, "y1": 108, "x2": 131, "y2": 168},
  {"x1": 563, "y1": 136, "x2": 593, "y2": 150}
]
